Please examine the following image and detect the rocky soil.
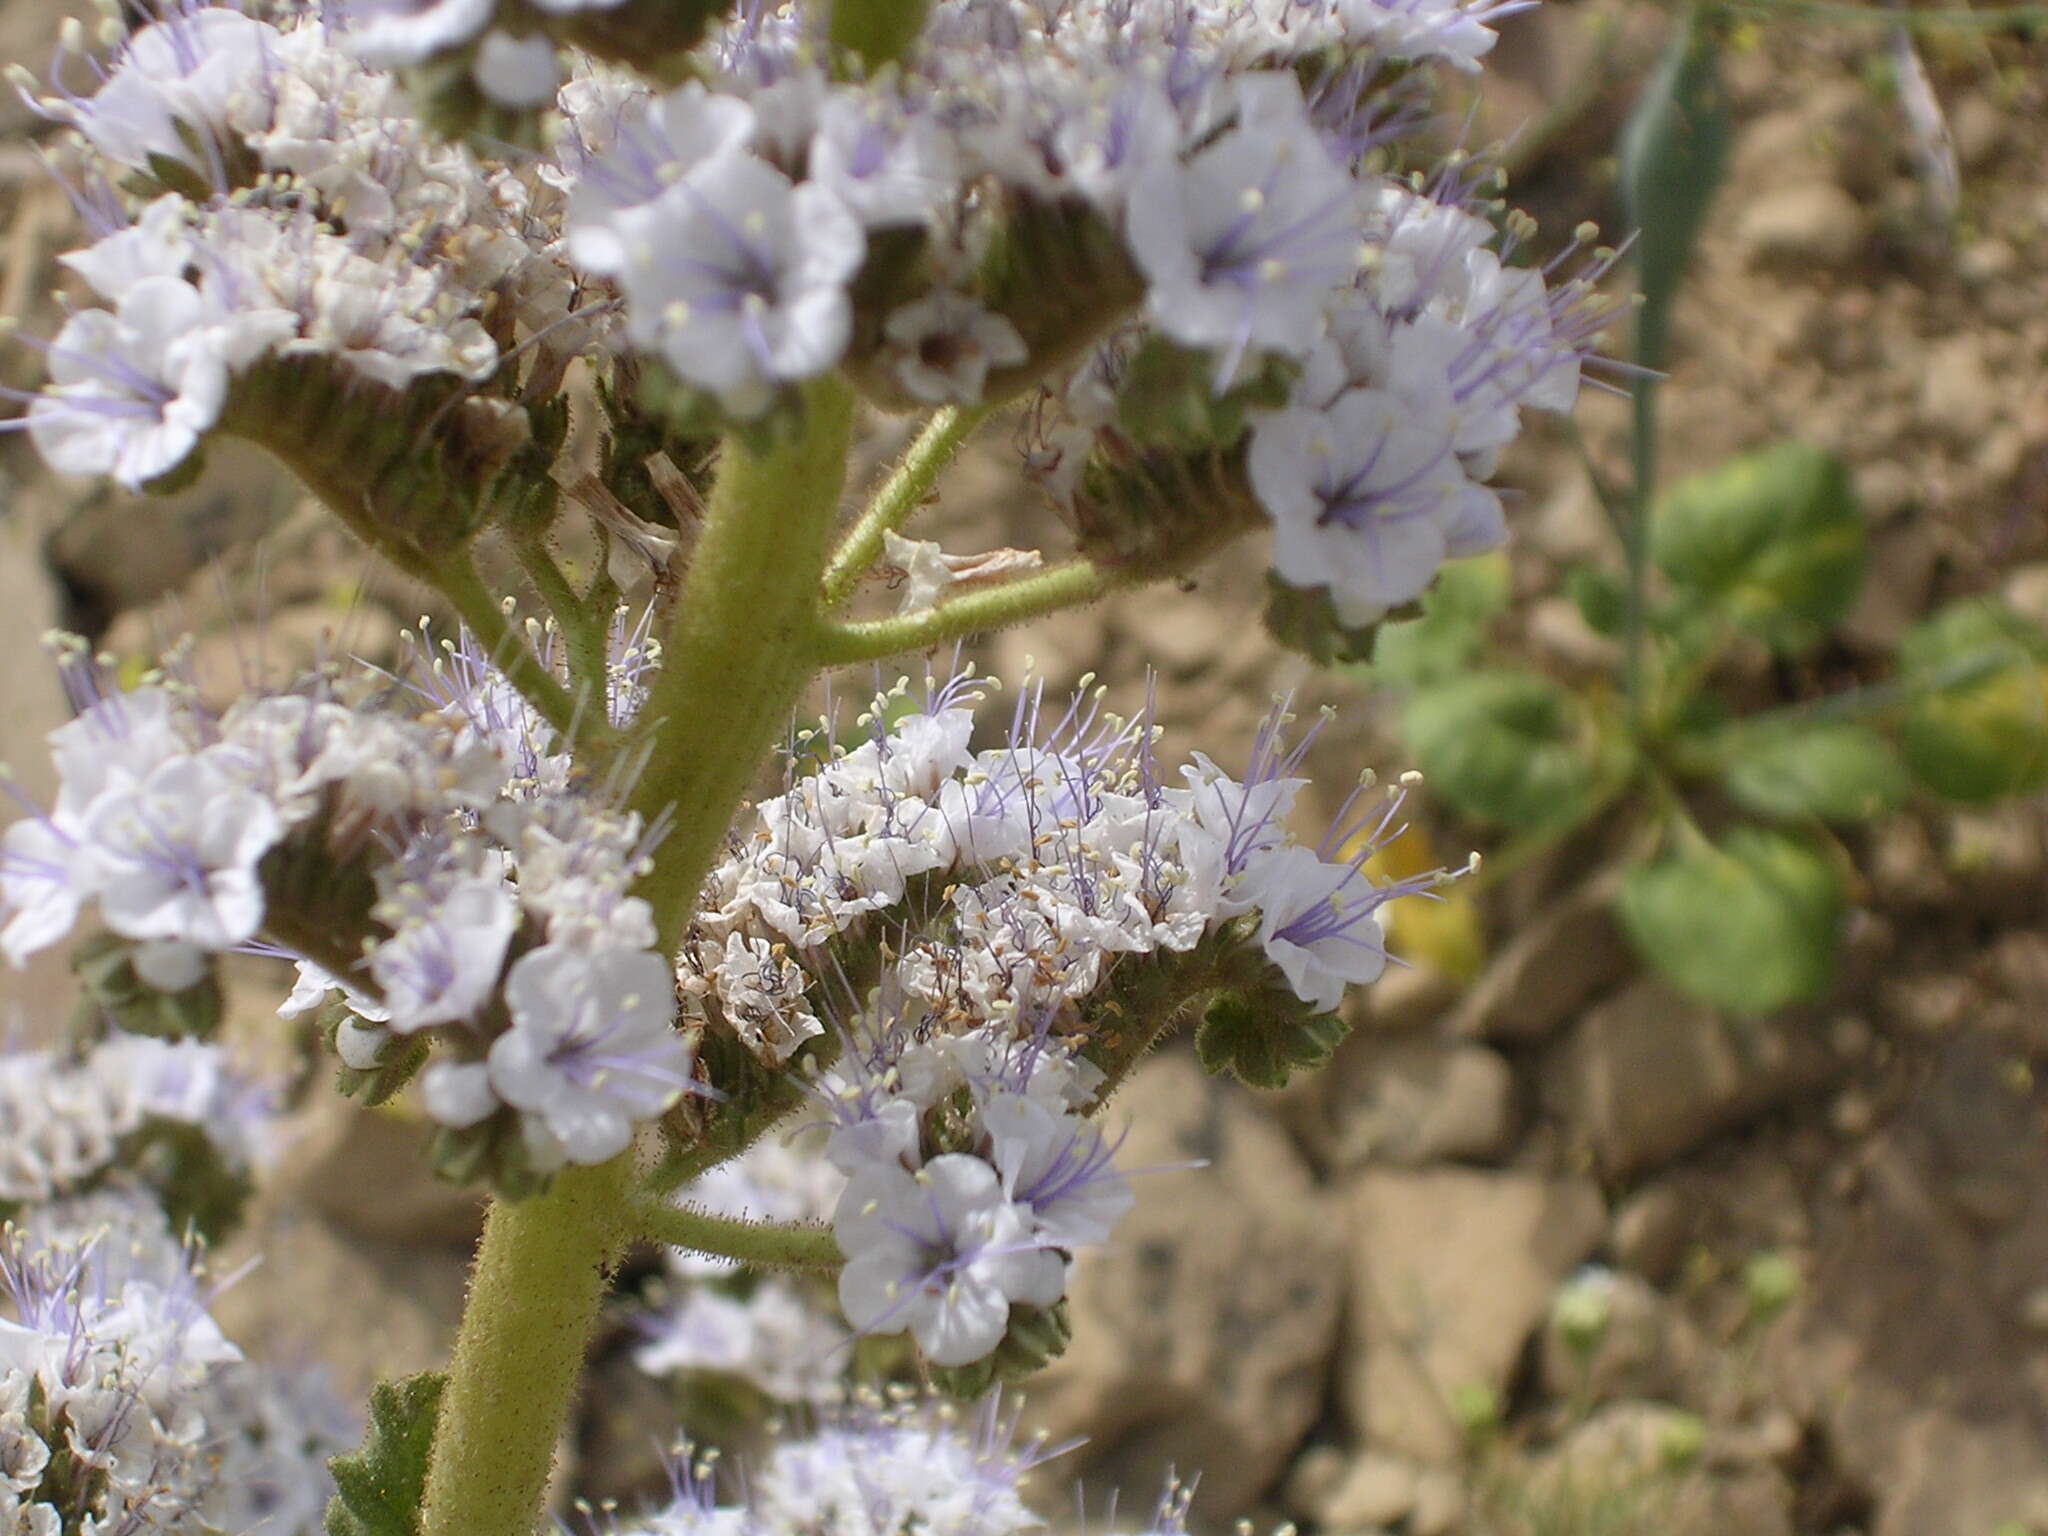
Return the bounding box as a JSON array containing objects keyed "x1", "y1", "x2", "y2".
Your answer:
[{"x1": 3, "y1": 2, "x2": 2047, "y2": 1532}]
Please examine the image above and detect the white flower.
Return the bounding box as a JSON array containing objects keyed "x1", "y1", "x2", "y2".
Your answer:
[
  {"x1": 633, "y1": 1277, "x2": 849, "y2": 1403},
  {"x1": 85, "y1": 753, "x2": 284, "y2": 951},
  {"x1": 610, "y1": 149, "x2": 866, "y2": 416},
  {"x1": 881, "y1": 290, "x2": 1029, "y2": 405},
  {"x1": 980, "y1": 1090, "x2": 1133, "y2": 1250},
  {"x1": 806, "y1": 89, "x2": 956, "y2": 229},
  {"x1": 370, "y1": 877, "x2": 519, "y2": 1032},
  {"x1": 53, "y1": 8, "x2": 282, "y2": 174},
  {"x1": 1125, "y1": 75, "x2": 1360, "y2": 380},
  {"x1": 1244, "y1": 843, "x2": 1392, "y2": 1011},
  {"x1": 339, "y1": 0, "x2": 496, "y2": 68},
  {"x1": 564, "y1": 84, "x2": 758, "y2": 275},
  {"x1": 834, "y1": 1153, "x2": 1064, "y2": 1366},
  {"x1": 1247, "y1": 387, "x2": 1480, "y2": 625},
  {"x1": 59, "y1": 196, "x2": 194, "y2": 301},
  {"x1": 489, "y1": 943, "x2": 691, "y2": 1167},
  {"x1": 420, "y1": 1060, "x2": 498, "y2": 1127},
  {"x1": 27, "y1": 279, "x2": 231, "y2": 490},
  {"x1": 472, "y1": 31, "x2": 561, "y2": 109}
]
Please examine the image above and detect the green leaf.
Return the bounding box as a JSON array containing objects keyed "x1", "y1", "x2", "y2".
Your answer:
[
  {"x1": 1565, "y1": 563, "x2": 1630, "y2": 639},
  {"x1": 1897, "y1": 600, "x2": 2048, "y2": 803},
  {"x1": 1367, "y1": 555, "x2": 1513, "y2": 686},
  {"x1": 1721, "y1": 722, "x2": 1908, "y2": 823},
  {"x1": 1195, "y1": 991, "x2": 1350, "y2": 1090},
  {"x1": 1620, "y1": 10, "x2": 1733, "y2": 374},
  {"x1": 1401, "y1": 670, "x2": 1603, "y2": 832},
  {"x1": 1616, "y1": 828, "x2": 1845, "y2": 1014},
  {"x1": 1650, "y1": 440, "x2": 1865, "y2": 653},
  {"x1": 327, "y1": 1373, "x2": 445, "y2": 1536}
]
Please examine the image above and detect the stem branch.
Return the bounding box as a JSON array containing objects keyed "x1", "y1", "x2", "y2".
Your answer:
[
  {"x1": 814, "y1": 556, "x2": 1121, "y2": 665},
  {"x1": 633, "y1": 1201, "x2": 841, "y2": 1271},
  {"x1": 821, "y1": 406, "x2": 986, "y2": 608}
]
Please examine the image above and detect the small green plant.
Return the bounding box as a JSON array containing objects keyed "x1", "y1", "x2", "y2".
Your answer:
[{"x1": 1360, "y1": 11, "x2": 2048, "y2": 1015}]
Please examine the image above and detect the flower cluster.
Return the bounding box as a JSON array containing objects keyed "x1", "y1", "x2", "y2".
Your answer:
[
  {"x1": 589, "y1": 1394, "x2": 1195, "y2": 1536},
  {"x1": 0, "y1": 626, "x2": 691, "y2": 1185},
  {"x1": 8, "y1": 4, "x2": 576, "y2": 489},
  {"x1": 672, "y1": 670, "x2": 1447, "y2": 1367},
  {"x1": 12, "y1": 0, "x2": 1605, "y2": 639},
  {"x1": 0, "y1": 1031, "x2": 271, "y2": 1208},
  {"x1": 0, "y1": 1189, "x2": 353, "y2": 1536}
]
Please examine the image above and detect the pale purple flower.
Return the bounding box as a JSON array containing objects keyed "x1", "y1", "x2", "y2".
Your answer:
[{"x1": 490, "y1": 943, "x2": 692, "y2": 1167}]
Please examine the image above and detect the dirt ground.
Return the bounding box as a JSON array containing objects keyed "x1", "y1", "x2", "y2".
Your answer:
[{"x1": 3, "y1": 3, "x2": 2047, "y2": 1532}]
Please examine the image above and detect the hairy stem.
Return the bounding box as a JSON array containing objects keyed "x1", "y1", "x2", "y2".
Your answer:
[
  {"x1": 417, "y1": 1156, "x2": 631, "y2": 1536},
  {"x1": 623, "y1": 379, "x2": 857, "y2": 953},
  {"x1": 513, "y1": 534, "x2": 613, "y2": 713},
  {"x1": 814, "y1": 556, "x2": 1122, "y2": 665},
  {"x1": 820, "y1": 406, "x2": 986, "y2": 607},
  {"x1": 633, "y1": 1201, "x2": 841, "y2": 1271},
  {"x1": 422, "y1": 380, "x2": 854, "y2": 1536}
]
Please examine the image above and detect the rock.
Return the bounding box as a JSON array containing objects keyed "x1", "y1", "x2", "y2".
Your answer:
[
  {"x1": 1525, "y1": 596, "x2": 1621, "y2": 675},
  {"x1": 276, "y1": 1096, "x2": 488, "y2": 1247},
  {"x1": 210, "y1": 1204, "x2": 468, "y2": 1407},
  {"x1": 1735, "y1": 182, "x2": 1868, "y2": 269},
  {"x1": 1029, "y1": 1053, "x2": 1345, "y2": 1515},
  {"x1": 1407, "y1": 1467, "x2": 1465, "y2": 1536},
  {"x1": 1317, "y1": 1034, "x2": 1515, "y2": 1168},
  {"x1": 1538, "y1": 980, "x2": 1837, "y2": 1176},
  {"x1": 1608, "y1": 1184, "x2": 1695, "y2": 1284},
  {"x1": 1318, "y1": 1451, "x2": 1421, "y2": 1530},
  {"x1": 1340, "y1": 1168, "x2": 1604, "y2": 1463},
  {"x1": 1446, "y1": 876, "x2": 1632, "y2": 1042},
  {"x1": 2003, "y1": 563, "x2": 2048, "y2": 632},
  {"x1": 1917, "y1": 335, "x2": 2002, "y2": 442}
]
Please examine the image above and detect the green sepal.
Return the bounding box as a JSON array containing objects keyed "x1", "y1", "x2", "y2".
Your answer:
[
  {"x1": 926, "y1": 1302, "x2": 1072, "y2": 1398},
  {"x1": 1401, "y1": 668, "x2": 1607, "y2": 832},
  {"x1": 1897, "y1": 600, "x2": 2048, "y2": 804},
  {"x1": 331, "y1": 1022, "x2": 429, "y2": 1110},
  {"x1": 139, "y1": 446, "x2": 209, "y2": 498},
  {"x1": 1565, "y1": 562, "x2": 1630, "y2": 639},
  {"x1": 1262, "y1": 575, "x2": 1386, "y2": 667},
  {"x1": 325, "y1": 1373, "x2": 447, "y2": 1536},
  {"x1": 70, "y1": 931, "x2": 224, "y2": 1042},
  {"x1": 1114, "y1": 336, "x2": 1293, "y2": 454},
  {"x1": 1195, "y1": 989, "x2": 1350, "y2": 1091},
  {"x1": 1616, "y1": 826, "x2": 1844, "y2": 1014},
  {"x1": 1620, "y1": 8, "x2": 1732, "y2": 373}
]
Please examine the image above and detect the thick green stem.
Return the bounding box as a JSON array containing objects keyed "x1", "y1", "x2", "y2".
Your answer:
[
  {"x1": 418, "y1": 1156, "x2": 631, "y2": 1536},
  {"x1": 814, "y1": 556, "x2": 1122, "y2": 665},
  {"x1": 421, "y1": 380, "x2": 854, "y2": 1536},
  {"x1": 634, "y1": 1201, "x2": 841, "y2": 1271},
  {"x1": 820, "y1": 406, "x2": 986, "y2": 607},
  {"x1": 623, "y1": 379, "x2": 857, "y2": 954}
]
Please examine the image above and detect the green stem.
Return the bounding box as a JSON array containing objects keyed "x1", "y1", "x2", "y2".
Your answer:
[
  {"x1": 417, "y1": 1156, "x2": 631, "y2": 1536},
  {"x1": 827, "y1": 0, "x2": 932, "y2": 68},
  {"x1": 431, "y1": 555, "x2": 594, "y2": 746},
  {"x1": 814, "y1": 556, "x2": 1122, "y2": 666},
  {"x1": 622, "y1": 380, "x2": 856, "y2": 955},
  {"x1": 820, "y1": 406, "x2": 986, "y2": 608},
  {"x1": 514, "y1": 535, "x2": 612, "y2": 709},
  {"x1": 633, "y1": 1201, "x2": 841, "y2": 1270},
  {"x1": 422, "y1": 381, "x2": 854, "y2": 1536}
]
